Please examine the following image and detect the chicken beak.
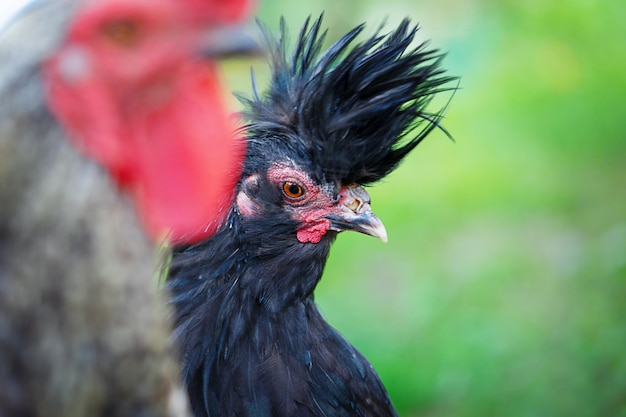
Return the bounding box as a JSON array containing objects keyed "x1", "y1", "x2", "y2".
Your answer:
[
  {"x1": 197, "y1": 25, "x2": 262, "y2": 59},
  {"x1": 325, "y1": 184, "x2": 388, "y2": 243}
]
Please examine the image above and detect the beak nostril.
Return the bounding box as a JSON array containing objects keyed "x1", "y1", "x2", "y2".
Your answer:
[
  {"x1": 340, "y1": 184, "x2": 373, "y2": 213},
  {"x1": 346, "y1": 197, "x2": 361, "y2": 212}
]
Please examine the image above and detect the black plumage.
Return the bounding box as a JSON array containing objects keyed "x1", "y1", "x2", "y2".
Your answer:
[{"x1": 167, "y1": 15, "x2": 456, "y2": 417}]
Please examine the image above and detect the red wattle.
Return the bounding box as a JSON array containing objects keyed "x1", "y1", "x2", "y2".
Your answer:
[
  {"x1": 44, "y1": 56, "x2": 244, "y2": 243},
  {"x1": 296, "y1": 219, "x2": 330, "y2": 244},
  {"x1": 41, "y1": 0, "x2": 254, "y2": 245},
  {"x1": 128, "y1": 64, "x2": 245, "y2": 243}
]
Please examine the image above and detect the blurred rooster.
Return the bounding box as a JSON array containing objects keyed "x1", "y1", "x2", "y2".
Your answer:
[
  {"x1": 167, "y1": 16, "x2": 455, "y2": 417},
  {"x1": 0, "y1": 0, "x2": 254, "y2": 415}
]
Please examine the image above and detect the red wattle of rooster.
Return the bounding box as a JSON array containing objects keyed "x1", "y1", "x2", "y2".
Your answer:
[{"x1": 41, "y1": 0, "x2": 252, "y2": 244}]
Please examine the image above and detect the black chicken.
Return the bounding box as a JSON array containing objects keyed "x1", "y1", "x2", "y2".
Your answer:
[{"x1": 167, "y1": 16, "x2": 455, "y2": 417}]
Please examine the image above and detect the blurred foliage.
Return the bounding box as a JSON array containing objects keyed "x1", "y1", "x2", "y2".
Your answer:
[{"x1": 222, "y1": 1, "x2": 626, "y2": 416}]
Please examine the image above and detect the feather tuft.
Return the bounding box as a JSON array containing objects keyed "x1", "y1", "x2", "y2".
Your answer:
[{"x1": 240, "y1": 14, "x2": 458, "y2": 184}]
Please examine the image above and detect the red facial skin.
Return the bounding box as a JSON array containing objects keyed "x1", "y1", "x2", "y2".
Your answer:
[
  {"x1": 266, "y1": 165, "x2": 336, "y2": 244},
  {"x1": 237, "y1": 164, "x2": 349, "y2": 244},
  {"x1": 180, "y1": 0, "x2": 253, "y2": 23},
  {"x1": 42, "y1": 0, "x2": 253, "y2": 243}
]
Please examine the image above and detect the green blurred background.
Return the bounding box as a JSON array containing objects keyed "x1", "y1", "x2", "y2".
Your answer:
[{"x1": 223, "y1": 1, "x2": 626, "y2": 416}]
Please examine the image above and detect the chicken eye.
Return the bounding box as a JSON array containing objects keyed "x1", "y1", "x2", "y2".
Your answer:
[
  {"x1": 101, "y1": 19, "x2": 141, "y2": 47},
  {"x1": 282, "y1": 181, "x2": 304, "y2": 199}
]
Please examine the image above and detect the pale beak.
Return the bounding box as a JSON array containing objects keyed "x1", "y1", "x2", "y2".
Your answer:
[
  {"x1": 325, "y1": 184, "x2": 388, "y2": 243},
  {"x1": 198, "y1": 25, "x2": 262, "y2": 59}
]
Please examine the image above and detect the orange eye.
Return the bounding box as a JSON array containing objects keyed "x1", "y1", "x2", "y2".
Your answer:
[
  {"x1": 282, "y1": 181, "x2": 304, "y2": 199},
  {"x1": 101, "y1": 19, "x2": 141, "y2": 47}
]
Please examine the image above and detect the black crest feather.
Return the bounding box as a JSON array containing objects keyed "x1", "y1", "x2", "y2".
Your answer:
[{"x1": 240, "y1": 14, "x2": 457, "y2": 184}]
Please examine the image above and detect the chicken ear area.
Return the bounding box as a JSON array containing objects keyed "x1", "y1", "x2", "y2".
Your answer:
[{"x1": 44, "y1": 61, "x2": 245, "y2": 244}]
